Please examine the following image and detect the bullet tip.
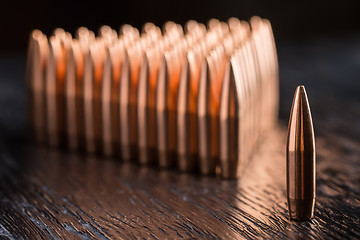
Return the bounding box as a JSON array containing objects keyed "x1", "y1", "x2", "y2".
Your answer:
[{"x1": 296, "y1": 85, "x2": 306, "y2": 93}]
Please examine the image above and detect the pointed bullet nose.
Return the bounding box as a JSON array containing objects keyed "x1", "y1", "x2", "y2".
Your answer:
[
  {"x1": 296, "y1": 85, "x2": 307, "y2": 97},
  {"x1": 286, "y1": 85, "x2": 316, "y2": 220},
  {"x1": 297, "y1": 85, "x2": 305, "y2": 91},
  {"x1": 293, "y1": 85, "x2": 307, "y2": 104}
]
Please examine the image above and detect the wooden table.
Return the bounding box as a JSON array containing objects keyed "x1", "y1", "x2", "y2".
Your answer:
[{"x1": 0, "y1": 37, "x2": 359, "y2": 239}]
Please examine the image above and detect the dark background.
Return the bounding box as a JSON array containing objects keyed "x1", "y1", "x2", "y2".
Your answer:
[{"x1": 0, "y1": 0, "x2": 359, "y2": 53}]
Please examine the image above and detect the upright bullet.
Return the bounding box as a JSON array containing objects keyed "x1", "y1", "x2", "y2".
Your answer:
[
  {"x1": 26, "y1": 30, "x2": 49, "y2": 143},
  {"x1": 286, "y1": 85, "x2": 316, "y2": 220}
]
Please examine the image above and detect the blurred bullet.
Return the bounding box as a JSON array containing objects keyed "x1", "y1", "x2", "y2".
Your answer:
[
  {"x1": 26, "y1": 30, "x2": 49, "y2": 143},
  {"x1": 219, "y1": 62, "x2": 240, "y2": 178},
  {"x1": 156, "y1": 49, "x2": 182, "y2": 168},
  {"x1": 197, "y1": 45, "x2": 226, "y2": 175},
  {"x1": 101, "y1": 43, "x2": 123, "y2": 157},
  {"x1": 46, "y1": 33, "x2": 71, "y2": 147},
  {"x1": 65, "y1": 40, "x2": 82, "y2": 150},
  {"x1": 177, "y1": 52, "x2": 200, "y2": 172},
  {"x1": 83, "y1": 40, "x2": 106, "y2": 153},
  {"x1": 27, "y1": 18, "x2": 279, "y2": 178},
  {"x1": 286, "y1": 85, "x2": 316, "y2": 220},
  {"x1": 137, "y1": 50, "x2": 160, "y2": 165}
]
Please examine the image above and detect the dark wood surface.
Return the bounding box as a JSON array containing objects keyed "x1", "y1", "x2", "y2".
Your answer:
[{"x1": 0, "y1": 37, "x2": 359, "y2": 239}]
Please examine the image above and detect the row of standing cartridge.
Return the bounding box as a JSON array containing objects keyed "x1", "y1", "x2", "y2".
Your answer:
[{"x1": 26, "y1": 17, "x2": 279, "y2": 178}]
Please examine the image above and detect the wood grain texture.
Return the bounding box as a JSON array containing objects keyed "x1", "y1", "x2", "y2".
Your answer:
[{"x1": 0, "y1": 37, "x2": 360, "y2": 239}]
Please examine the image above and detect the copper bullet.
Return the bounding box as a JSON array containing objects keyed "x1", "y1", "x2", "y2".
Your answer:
[
  {"x1": 243, "y1": 40, "x2": 258, "y2": 162},
  {"x1": 250, "y1": 17, "x2": 279, "y2": 132},
  {"x1": 101, "y1": 41, "x2": 125, "y2": 156},
  {"x1": 119, "y1": 55, "x2": 132, "y2": 160},
  {"x1": 219, "y1": 29, "x2": 253, "y2": 178},
  {"x1": 286, "y1": 85, "x2": 316, "y2": 220},
  {"x1": 65, "y1": 40, "x2": 83, "y2": 150},
  {"x1": 156, "y1": 47, "x2": 184, "y2": 168},
  {"x1": 119, "y1": 42, "x2": 143, "y2": 161},
  {"x1": 237, "y1": 42, "x2": 252, "y2": 165},
  {"x1": 64, "y1": 27, "x2": 94, "y2": 151},
  {"x1": 45, "y1": 37, "x2": 59, "y2": 147},
  {"x1": 46, "y1": 33, "x2": 71, "y2": 147},
  {"x1": 137, "y1": 28, "x2": 182, "y2": 165},
  {"x1": 120, "y1": 28, "x2": 161, "y2": 161},
  {"x1": 262, "y1": 19, "x2": 279, "y2": 128},
  {"x1": 222, "y1": 27, "x2": 266, "y2": 178},
  {"x1": 83, "y1": 40, "x2": 106, "y2": 153},
  {"x1": 176, "y1": 46, "x2": 203, "y2": 171},
  {"x1": 26, "y1": 30, "x2": 49, "y2": 143},
  {"x1": 137, "y1": 48, "x2": 161, "y2": 164},
  {"x1": 219, "y1": 60, "x2": 243, "y2": 178},
  {"x1": 233, "y1": 47, "x2": 251, "y2": 168},
  {"x1": 251, "y1": 19, "x2": 271, "y2": 134},
  {"x1": 197, "y1": 45, "x2": 226, "y2": 175}
]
